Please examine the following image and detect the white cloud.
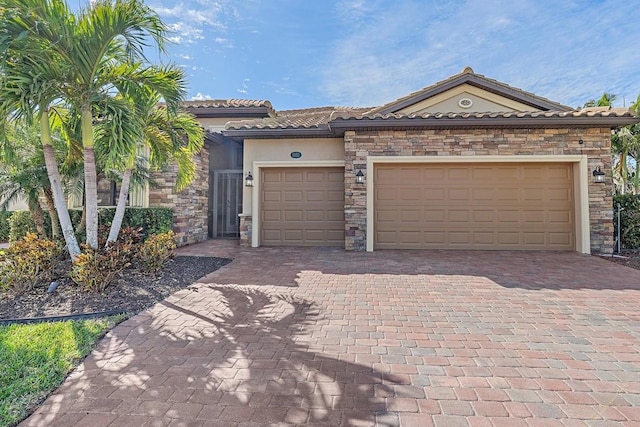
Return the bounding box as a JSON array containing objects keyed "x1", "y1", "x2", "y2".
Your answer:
[
  {"x1": 237, "y1": 78, "x2": 250, "y2": 94},
  {"x1": 191, "y1": 92, "x2": 211, "y2": 101},
  {"x1": 150, "y1": 0, "x2": 239, "y2": 45},
  {"x1": 215, "y1": 37, "x2": 234, "y2": 48},
  {"x1": 320, "y1": 0, "x2": 640, "y2": 108}
]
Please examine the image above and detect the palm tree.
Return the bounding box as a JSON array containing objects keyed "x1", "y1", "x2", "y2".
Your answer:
[
  {"x1": 0, "y1": 14, "x2": 81, "y2": 258},
  {"x1": 104, "y1": 67, "x2": 204, "y2": 244},
  {"x1": 584, "y1": 92, "x2": 617, "y2": 108},
  {"x1": 1, "y1": 0, "x2": 170, "y2": 251}
]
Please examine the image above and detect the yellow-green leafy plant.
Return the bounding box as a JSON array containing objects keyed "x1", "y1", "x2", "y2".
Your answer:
[
  {"x1": 138, "y1": 231, "x2": 176, "y2": 272},
  {"x1": 70, "y1": 229, "x2": 141, "y2": 293},
  {"x1": 0, "y1": 233, "x2": 62, "y2": 293}
]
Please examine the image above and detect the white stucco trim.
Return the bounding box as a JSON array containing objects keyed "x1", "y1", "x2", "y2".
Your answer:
[
  {"x1": 250, "y1": 160, "x2": 346, "y2": 248},
  {"x1": 365, "y1": 155, "x2": 590, "y2": 253}
]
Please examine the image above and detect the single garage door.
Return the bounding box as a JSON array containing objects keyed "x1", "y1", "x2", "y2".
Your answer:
[
  {"x1": 375, "y1": 163, "x2": 574, "y2": 250},
  {"x1": 261, "y1": 167, "x2": 344, "y2": 246}
]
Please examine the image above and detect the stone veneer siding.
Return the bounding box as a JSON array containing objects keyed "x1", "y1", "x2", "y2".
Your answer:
[
  {"x1": 148, "y1": 144, "x2": 210, "y2": 246},
  {"x1": 344, "y1": 127, "x2": 613, "y2": 253},
  {"x1": 239, "y1": 214, "x2": 252, "y2": 247}
]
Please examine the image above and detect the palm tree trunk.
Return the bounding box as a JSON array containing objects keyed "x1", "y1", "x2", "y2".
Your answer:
[
  {"x1": 635, "y1": 157, "x2": 640, "y2": 195},
  {"x1": 40, "y1": 111, "x2": 80, "y2": 260},
  {"x1": 28, "y1": 199, "x2": 47, "y2": 239},
  {"x1": 106, "y1": 168, "x2": 132, "y2": 245},
  {"x1": 621, "y1": 151, "x2": 628, "y2": 195},
  {"x1": 42, "y1": 188, "x2": 60, "y2": 239},
  {"x1": 82, "y1": 106, "x2": 99, "y2": 249}
]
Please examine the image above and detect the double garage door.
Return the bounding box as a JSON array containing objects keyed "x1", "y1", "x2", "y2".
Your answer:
[
  {"x1": 375, "y1": 163, "x2": 575, "y2": 250},
  {"x1": 259, "y1": 163, "x2": 575, "y2": 250}
]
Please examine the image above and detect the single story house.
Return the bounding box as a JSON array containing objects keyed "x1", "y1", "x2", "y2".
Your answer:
[{"x1": 144, "y1": 67, "x2": 639, "y2": 253}]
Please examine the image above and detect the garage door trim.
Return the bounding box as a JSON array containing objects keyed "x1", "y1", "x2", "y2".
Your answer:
[
  {"x1": 366, "y1": 155, "x2": 589, "y2": 253},
  {"x1": 251, "y1": 160, "x2": 345, "y2": 248}
]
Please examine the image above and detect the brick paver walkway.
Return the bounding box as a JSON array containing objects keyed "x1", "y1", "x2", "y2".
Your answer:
[{"x1": 22, "y1": 242, "x2": 640, "y2": 426}]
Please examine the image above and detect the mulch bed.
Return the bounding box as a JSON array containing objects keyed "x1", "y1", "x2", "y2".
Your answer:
[
  {"x1": 600, "y1": 251, "x2": 640, "y2": 270},
  {"x1": 0, "y1": 256, "x2": 231, "y2": 320}
]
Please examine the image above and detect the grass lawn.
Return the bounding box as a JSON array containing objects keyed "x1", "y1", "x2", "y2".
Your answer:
[{"x1": 0, "y1": 315, "x2": 126, "y2": 427}]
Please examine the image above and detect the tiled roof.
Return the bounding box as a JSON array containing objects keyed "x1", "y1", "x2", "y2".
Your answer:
[
  {"x1": 183, "y1": 99, "x2": 273, "y2": 109},
  {"x1": 226, "y1": 106, "x2": 369, "y2": 130},
  {"x1": 183, "y1": 99, "x2": 275, "y2": 116},
  {"x1": 331, "y1": 107, "x2": 636, "y2": 121},
  {"x1": 367, "y1": 67, "x2": 573, "y2": 114}
]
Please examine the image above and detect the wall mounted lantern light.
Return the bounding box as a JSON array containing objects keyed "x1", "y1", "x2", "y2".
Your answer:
[
  {"x1": 592, "y1": 167, "x2": 605, "y2": 183},
  {"x1": 245, "y1": 172, "x2": 254, "y2": 187},
  {"x1": 355, "y1": 170, "x2": 365, "y2": 184}
]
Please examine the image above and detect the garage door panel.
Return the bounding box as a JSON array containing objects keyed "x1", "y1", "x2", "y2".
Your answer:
[
  {"x1": 549, "y1": 233, "x2": 571, "y2": 246},
  {"x1": 523, "y1": 188, "x2": 545, "y2": 201},
  {"x1": 472, "y1": 188, "x2": 494, "y2": 200},
  {"x1": 523, "y1": 232, "x2": 546, "y2": 245},
  {"x1": 306, "y1": 191, "x2": 325, "y2": 202},
  {"x1": 263, "y1": 191, "x2": 281, "y2": 202},
  {"x1": 473, "y1": 210, "x2": 495, "y2": 222},
  {"x1": 401, "y1": 210, "x2": 421, "y2": 222},
  {"x1": 498, "y1": 188, "x2": 520, "y2": 201},
  {"x1": 448, "y1": 210, "x2": 470, "y2": 222},
  {"x1": 498, "y1": 210, "x2": 520, "y2": 223},
  {"x1": 522, "y1": 210, "x2": 545, "y2": 223},
  {"x1": 375, "y1": 163, "x2": 574, "y2": 250},
  {"x1": 283, "y1": 210, "x2": 303, "y2": 221},
  {"x1": 473, "y1": 232, "x2": 494, "y2": 245},
  {"x1": 424, "y1": 231, "x2": 445, "y2": 244},
  {"x1": 262, "y1": 210, "x2": 281, "y2": 221},
  {"x1": 284, "y1": 171, "x2": 303, "y2": 183},
  {"x1": 548, "y1": 210, "x2": 571, "y2": 224},
  {"x1": 547, "y1": 188, "x2": 571, "y2": 201},
  {"x1": 261, "y1": 167, "x2": 345, "y2": 246},
  {"x1": 327, "y1": 191, "x2": 344, "y2": 202},
  {"x1": 284, "y1": 191, "x2": 303, "y2": 202},
  {"x1": 424, "y1": 210, "x2": 445, "y2": 222}
]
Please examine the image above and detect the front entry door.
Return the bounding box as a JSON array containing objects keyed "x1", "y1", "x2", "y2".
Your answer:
[{"x1": 212, "y1": 170, "x2": 242, "y2": 238}]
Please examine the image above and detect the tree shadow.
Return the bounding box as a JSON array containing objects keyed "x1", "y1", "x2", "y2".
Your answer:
[
  {"x1": 25, "y1": 284, "x2": 405, "y2": 426},
  {"x1": 151, "y1": 284, "x2": 404, "y2": 425}
]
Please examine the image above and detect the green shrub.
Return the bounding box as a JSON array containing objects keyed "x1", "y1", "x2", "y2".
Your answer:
[
  {"x1": 122, "y1": 207, "x2": 173, "y2": 238},
  {"x1": 8, "y1": 211, "x2": 37, "y2": 243},
  {"x1": 8, "y1": 210, "x2": 54, "y2": 242},
  {"x1": 138, "y1": 231, "x2": 176, "y2": 272},
  {"x1": 0, "y1": 233, "x2": 62, "y2": 293},
  {"x1": 76, "y1": 207, "x2": 173, "y2": 240},
  {"x1": 614, "y1": 194, "x2": 640, "y2": 250},
  {"x1": 0, "y1": 211, "x2": 12, "y2": 241}
]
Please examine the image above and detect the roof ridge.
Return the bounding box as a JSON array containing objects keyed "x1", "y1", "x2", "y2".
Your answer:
[{"x1": 367, "y1": 68, "x2": 572, "y2": 114}]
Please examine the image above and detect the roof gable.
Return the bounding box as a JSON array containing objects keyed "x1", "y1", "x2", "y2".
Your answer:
[{"x1": 368, "y1": 67, "x2": 572, "y2": 115}]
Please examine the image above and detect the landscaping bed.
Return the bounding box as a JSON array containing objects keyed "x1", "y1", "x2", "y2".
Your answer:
[
  {"x1": 601, "y1": 251, "x2": 640, "y2": 270},
  {"x1": 0, "y1": 256, "x2": 230, "y2": 320}
]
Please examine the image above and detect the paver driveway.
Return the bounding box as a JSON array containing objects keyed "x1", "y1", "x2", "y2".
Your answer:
[{"x1": 22, "y1": 242, "x2": 640, "y2": 427}]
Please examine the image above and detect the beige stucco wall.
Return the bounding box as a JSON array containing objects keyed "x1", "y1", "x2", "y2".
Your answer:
[
  {"x1": 398, "y1": 84, "x2": 542, "y2": 114},
  {"x1": 196, "y1": 117, "x2": 233, "y2": 130},
  {"x1": 242, "y1": 137, "x2": 344, "y2": 214}
]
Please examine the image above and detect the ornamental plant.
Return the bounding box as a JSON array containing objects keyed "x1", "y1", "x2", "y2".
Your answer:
[
  {"x1": 71, "y1": 228, "x2": 142, "y2": 293},
  {"x1": 0, "y1": 233, "x2": 62, "y2": 293},
  {"x1": 138, "y1": 231, "x2": 176, "y2": 272}
]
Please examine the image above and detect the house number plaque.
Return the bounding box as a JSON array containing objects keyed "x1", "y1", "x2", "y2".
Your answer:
[{"x1": 290, "y1": 152, "x2": 302, "y2": 159}]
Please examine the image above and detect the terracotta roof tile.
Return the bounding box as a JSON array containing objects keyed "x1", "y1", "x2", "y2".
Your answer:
[
  {"x1": 329, "y1": 107, "x2": 636, "y2": 121},
  {"x1": 183, "y1": 99, "x2": 275, "y2": 117},
  {"x1": 226, "y1": 106, "x2": 369, "y2": 130},
  {"x1": 367, "y1": 67, "x2": 572, "y2": 114},
  {"x1": 183, "y1": 99, "x2": 273, "y2": 109}
]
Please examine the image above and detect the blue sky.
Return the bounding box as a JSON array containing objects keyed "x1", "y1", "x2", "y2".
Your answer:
[{"x1": 146, "y1": 0, "x2": 640, "y2": 111}]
